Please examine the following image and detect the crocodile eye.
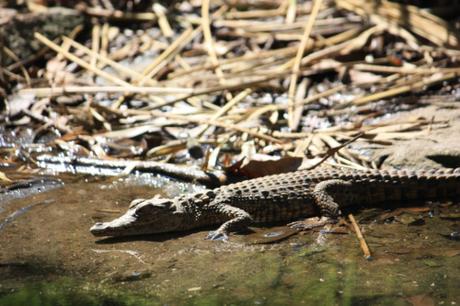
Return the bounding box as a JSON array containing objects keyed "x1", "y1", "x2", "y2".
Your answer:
[
  {"x1": 132, "y1": 203, "x2": 156, "y2": 218},
  {"x1": 152, "y1": 202, "x2": 166, "y2": 208},
  {"x1": 129, "y1": 198, "x2": 146, "y2": 208},
  {"x1": 151, "y1": 199, "x2": 175, "y2": 210},
  {"x1": 132, "y1": 198, "x2": 174, "y2": 218}
]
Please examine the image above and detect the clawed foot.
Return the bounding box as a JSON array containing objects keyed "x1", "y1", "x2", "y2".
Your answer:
[
  {"x1": 288, "y1": 216, "x2": 336, "y2": 231},
  {"x1": 206, "y1": 230, "x2": 229, "y2": 241}
]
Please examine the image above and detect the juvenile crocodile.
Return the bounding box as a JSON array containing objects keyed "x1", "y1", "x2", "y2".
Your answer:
[{"x1": 90, "y1": 168, "x2": 460, "y2": 240}]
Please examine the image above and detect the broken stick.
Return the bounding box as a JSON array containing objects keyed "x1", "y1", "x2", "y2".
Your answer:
[{"x1": 348, "y1": 213, "x2": 372, "y2": 260}]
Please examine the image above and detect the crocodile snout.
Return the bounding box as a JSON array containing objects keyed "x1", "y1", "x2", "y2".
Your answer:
[{"x1": 90, "y1": 222, "x2": 108, "y2": 236}]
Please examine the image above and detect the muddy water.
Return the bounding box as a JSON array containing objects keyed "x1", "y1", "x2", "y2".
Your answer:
[{"x1": 0, "y1": 174, "x2": 459, "y2": 305}]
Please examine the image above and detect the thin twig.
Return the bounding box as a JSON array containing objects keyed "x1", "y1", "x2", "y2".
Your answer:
[
  {"x1": 138, "y1": 26, "x2": 194, "y2": 84},
  {"x1": 348, "y1": 213, "x2": 372, "y2": 260},
  {"x1": 304, "y1": 132, "x2": 365, "y2": 170},
  {"x1": 202, "y1": 0, "x2": 226, "y2": 84},
  {"x1": 62, "y1": 36, "x2": 148, "y2": 82},
  {"x1": 34, "y1": 32, "x2": 133, "y2": 87},
  {"x1": 352, "y1": 72, "x2": 457, "y2": 105},
  {"x1": 195, "y1": 88, "x2": 252, "y2": 137},
  {"x1": 19, "y1": 85, "x2": 194, "y2": 96},
  {"x1": 147, "y1": 110, "x2": 283, "y2": 144},
  {"x1": 287, "y1": 0, "x2": 323, "y2": 130}
]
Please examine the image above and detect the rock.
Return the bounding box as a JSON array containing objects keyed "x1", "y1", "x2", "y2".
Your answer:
[{"x1": 370, "y1": 106, "x2": 460, "y2": 169}]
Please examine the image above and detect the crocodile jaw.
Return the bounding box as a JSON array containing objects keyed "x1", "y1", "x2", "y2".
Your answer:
[
  {"x1": 90, "y1": 197, "x2": 188, "y2": 237},
  {"x1": 90, "y1": 213, "x2": 143, "y2": 237},
  {"x1": 90, "y1": 212, "x2": 178, "y2": 237}
]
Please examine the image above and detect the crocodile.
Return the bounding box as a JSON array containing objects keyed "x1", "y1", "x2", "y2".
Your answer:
[{"x1": 90, "y1": 168, "x2": 460, "y2": 240}]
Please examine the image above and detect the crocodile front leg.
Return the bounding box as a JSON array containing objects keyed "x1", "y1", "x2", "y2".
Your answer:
[
  {"x1": 206, "y1": 204, "x2": 253, "y2": 241},
  {"x1": 289, "y1": 179, "x2": 351, "y2": 230},
  {"x1": 313, "y1": 179, "x2": 352, "y2": 217}
]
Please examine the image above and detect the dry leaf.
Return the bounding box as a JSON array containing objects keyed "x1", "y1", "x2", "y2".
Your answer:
[
  {"x1": 0, "y1": 171, "x2": 12, "y2": 184},
  {"x1": 228, "y1": 157, "x2": 303, "y2": 178}
]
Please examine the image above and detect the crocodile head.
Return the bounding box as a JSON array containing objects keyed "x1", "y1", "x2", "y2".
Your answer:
[{"x1": 90, "y1": 197, "x2": 186, "y2": 237}]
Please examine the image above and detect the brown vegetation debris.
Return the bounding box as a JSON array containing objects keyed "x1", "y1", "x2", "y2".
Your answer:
[{"x1": 1, "y1": 0, "x2": 460, "y2": 182}]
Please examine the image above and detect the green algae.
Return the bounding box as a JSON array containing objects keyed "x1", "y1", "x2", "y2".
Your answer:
[{"x1": 0, "y1": 281, "x2": 153, "y2": 306}]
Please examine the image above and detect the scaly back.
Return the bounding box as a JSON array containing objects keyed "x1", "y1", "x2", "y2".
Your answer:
[{"x1": 214, "y1": 167, "x2": 460, "y2": 207}]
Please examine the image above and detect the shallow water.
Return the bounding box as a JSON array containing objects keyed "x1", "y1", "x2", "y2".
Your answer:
[{"x1": 0, "y1": 173, "x2": 459, "y2": 305}]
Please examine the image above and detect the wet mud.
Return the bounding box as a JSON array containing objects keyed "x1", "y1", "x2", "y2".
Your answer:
[{"x1": 0, "y1": 173, "x2": 459, "y2": 305}]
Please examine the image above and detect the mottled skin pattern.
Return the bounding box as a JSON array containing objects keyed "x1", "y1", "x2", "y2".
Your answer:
[{"x1": 90, "y1": 168, "x2": 460, "y2": 239}]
